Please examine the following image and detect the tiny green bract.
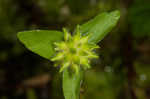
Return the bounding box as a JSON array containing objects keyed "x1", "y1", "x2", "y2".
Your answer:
[{"x1": 51, "y1": 26, "x2": 99, "y2": 74}]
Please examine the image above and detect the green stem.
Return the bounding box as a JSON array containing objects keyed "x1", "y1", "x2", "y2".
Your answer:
[{"x1": 63, "y1": 68, "x2": 83, "y2": 99}]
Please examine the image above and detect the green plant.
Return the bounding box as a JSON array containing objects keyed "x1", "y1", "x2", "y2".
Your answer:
[{"x1": 17, "y1": 10, "x2": 120, "y2": 99}]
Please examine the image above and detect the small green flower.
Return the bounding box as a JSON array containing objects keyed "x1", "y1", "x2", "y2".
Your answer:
[{"x1": 51, "y1": 26, "x2": 99, "y2": 74}]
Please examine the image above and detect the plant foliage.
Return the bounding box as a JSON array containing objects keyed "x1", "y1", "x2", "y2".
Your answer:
[{"x1": 17, "y1": 10, "x2": 120, "y2": 99}]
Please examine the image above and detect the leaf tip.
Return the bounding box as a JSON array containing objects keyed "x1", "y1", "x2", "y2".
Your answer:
[
  {"x1": 17, "y1": 32, "x2": 21, "y2": 39},
  {"x1": 111, "y1": 10, "x2": 120, "y2": 20}
]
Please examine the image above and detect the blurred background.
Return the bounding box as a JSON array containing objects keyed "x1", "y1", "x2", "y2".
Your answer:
[{"x1": 0, "y1": 0, "x2": 150, "y2": 99}]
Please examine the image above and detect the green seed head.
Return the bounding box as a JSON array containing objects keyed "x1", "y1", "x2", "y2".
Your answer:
[{"x1": 51, "y1": 26, "x2": 99, "y2": 74}]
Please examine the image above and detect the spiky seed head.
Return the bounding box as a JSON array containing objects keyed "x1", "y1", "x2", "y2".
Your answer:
[{"x1": 51, "y1": 26, "x2": 99, "y2": 74}]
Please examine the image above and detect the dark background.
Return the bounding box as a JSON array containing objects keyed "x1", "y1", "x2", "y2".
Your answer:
[{"x1": 0, "y1": 0, "x2": 150, "y2": 99}]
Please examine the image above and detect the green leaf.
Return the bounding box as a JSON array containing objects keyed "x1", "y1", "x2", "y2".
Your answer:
[
  {"x1": 63, "y1": 68, "x2": 83, "y2": 99},
  {"x1": 17, "y1": 30, "x2": 63, "y2": 59},
  {"x1": 80, "y1": 10, "x2": 120, "y2": 44}
]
